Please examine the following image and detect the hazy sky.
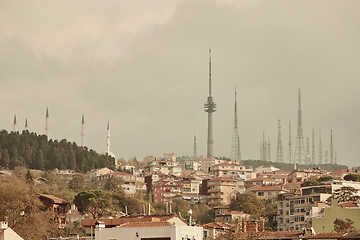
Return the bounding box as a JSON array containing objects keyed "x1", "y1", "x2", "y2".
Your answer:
[{"x1": 1, "y1": 0, "x2": 359, "y2": 167}]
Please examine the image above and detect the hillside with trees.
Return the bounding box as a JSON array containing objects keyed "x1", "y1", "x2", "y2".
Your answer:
[
  {"x1": 0, "y1": 130, "x2": 115, "y2": 173},
  {"x1": 242, "y1": 159, "x2": 348, "y2": 172}
]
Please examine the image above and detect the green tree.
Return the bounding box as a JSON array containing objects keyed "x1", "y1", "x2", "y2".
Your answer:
[
  {"x1": 25, "y1": 170, "x2": 33, "y2": 184},
  {"x1": 74, "y1": 190, "x2": 110, "y2": 219},
  {"x1": 34, "y1": 149, "x2": 45, "y2": 170},
  {"x1": 344, "y1": 174, "x2": 360, "y2": 182},
  {"x1": 104, "y1": 176, "x2": 124, "y2": 193},
  {"x1": 327, "y1": 186, "x2": 360, "y2": 204},
  {"x1": 230, "y1": 193, "x2": 265, "y2": 219},
  {"x1": 68, "y1": 175, "x2": 85, "y2": 192},
  {"x1": 318, "y1": 176, "x2": 333, "y2": 182},
  {"x1": 334, "y1": 218, "x2": 356, "y2": 233}
]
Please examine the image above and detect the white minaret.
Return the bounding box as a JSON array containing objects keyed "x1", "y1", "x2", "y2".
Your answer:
[
  {"x1": 13, "y1": 115, "x2": 17, "y2": 132},
  {"x1": 106, "y1": 121, "x2": 110, "y2": 154},
  {"x1": 25, "y1": 118, "x2": 28, "y2": 131},
  {"x1": 81, "y1": 115, "x2": 85, "y2": 147},
  {"x1": 45, "y1": 108, "x2": 49, "y2": 138}
]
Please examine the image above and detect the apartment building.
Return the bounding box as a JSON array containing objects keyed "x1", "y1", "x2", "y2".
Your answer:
[
  {"x1": 287, "y1": 168, "x2": 328, "y2": 183},
  {"x1": 248, "y1": 185, "x2": 285, "y2": 199},
  {"x1": 209, "y1": 163, "x2": 256, "y2": 180},
  {"x1": 153, "y1": 180, "x2": 182, "y2": 203},
  {"x1": 199, "y1": 158, "x2": 225, "y2": 173},
  {"x1": 97, "y1": 172, "x2": 137, "y2": 196},
  {"x1": 208, "y1": 177, "x2": 240, "y2": 206}
]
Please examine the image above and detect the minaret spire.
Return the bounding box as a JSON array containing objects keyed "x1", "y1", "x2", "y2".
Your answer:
[
  {"x1": 106, "y1": 121, "x2": 110, "y2": 155},
  {"x1": 81, "y1": 115, "x2": 85, "y2": 147},
  {"x1": 294, "y1": 87, "x2": 305, "y2": 164},
  {"x1": 25, "y1": 118, "x2": 28, "y2": 131},
  {"x1": 277, "y1": 120, "x2": 284, "y2": 162},
  {"x1": 45, "y1": 108, "x2": 49, "y2": 138},
  {"x1": 13, "y1": 115, "x2": 17, "y2": 132},
  {"x1": 204, "y1": 48, "x2": 216, "y2": 158},
  {"x1": 231, "y1": 85, "x2": 241, "y2": 162}
]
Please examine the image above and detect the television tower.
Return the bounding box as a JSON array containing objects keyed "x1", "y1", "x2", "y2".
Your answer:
[
  {"x1": 193, "y1": 134, "x2": 197, "y2": 158},
  {"x1": 81, "y1": 115, "x2": 85, "y2": 147},
  {"x1": 204, "y1": 49, "x2": 216, "y2": 158},
  {"x1": 294, "y1": 87, "x2": 305, "y2": 164},
  {"x1": 318, "y1": 128, "x2": 322, "y2": 165},
  {"x1": 267, "y1": 137, "x2": 271, "y2": 162},
  {"x1": 106, "y1": 121, "x2": 111, "y2": 155},
  {"x1": 330, "y1": 130, "x2": 334, "y2": 164},
  {"x1": 13, "y1": 115, "x2": 17, "y2": 132},
  {"x1": 288, "y1": 121, "x2": 292, "y2": 163},
  {"x1": 276, "y1": 120, "x2": 284, "y2": 162},
  {"x1": 45, "y1": 108, "x2": 49, "y2": 138},
  {"x1": 231, "y1": 86, "x2": 241, "y2": 162},
  {"x1": 25, "y1": 118, "x2": 28, "y2": 131}
]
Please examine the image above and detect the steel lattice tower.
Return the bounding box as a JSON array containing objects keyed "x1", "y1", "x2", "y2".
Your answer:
[
  {"x1": 288, "y1": 121, "x2": 292, "y2": 163},
  {"x1": 318, "y1": 128, "x2": 322, "y2": 165},
  {"x1": 294, "y1": 87, "x2": 305, "y2": 164},
  {"x1": 204, "y1": 49, "x2": 216, "y2": 158},
  {"x1": 231, "y1": 86, "x2": 241, "y2": 162},
  {"x1": 193, "y1": 135, "x2": 197, "y2": 158},
  {"x1": 306, "y1": 137, "x2": 311, "y2": 164},
  {"x1": 277, "y1": 120, "x2": 284, "y2": 162},
  {"x1": 268, "y1": 137, "x2": 271, "y2": 162},
  {"x1": 312, "y1": 129, "x2": 315, "y2": 164},
  {"x1": 330, "y1": 130, "x2": 334, "y2": 164}
]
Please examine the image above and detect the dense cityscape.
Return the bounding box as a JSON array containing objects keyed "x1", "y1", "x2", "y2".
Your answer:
[{"x1": 1, "y1": 1, "x2": 360, "y2": 240}]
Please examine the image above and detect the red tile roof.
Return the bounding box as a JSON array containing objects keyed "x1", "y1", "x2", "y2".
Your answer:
[
  {"x1": 248, "y1": 185, "x2": 283, "y2": 191},
  {"x1": 38, "y1": 193, "x2": 69, "y2": 204},
  {"x1": 118, "y1": 221, "x2": 171, "y2": 228},
  {"x1": 338, "y1": 201, "x2": 359, "y2": 208}
]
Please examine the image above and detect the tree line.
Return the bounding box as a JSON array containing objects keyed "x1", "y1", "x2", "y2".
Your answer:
[{"x1": 0, "y1": 130, "x2": 115, "y2": 173}]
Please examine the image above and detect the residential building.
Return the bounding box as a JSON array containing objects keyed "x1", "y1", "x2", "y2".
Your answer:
[
  {"x1": 153, "y1": 180, "x2": 181, "y2": 203},
  {"x1": 330, "y1": 169, "x2": 360, "y2": 180},
  {"x1": 38, "y1": 193, "x2": 69, "y2": 228},
  {"x1": 97, "y1": 172, "x2": 137, "y2": 196},
  {"x1": 89, "y1": 167, "x2": 114, "y2": 177},
  {"x1": 0, "y1": 221, "x2": 23, "y2": 240},
  {"x1": 311, "y1": 199, "x2": 360, "y2": 233},
  {"x1": 287, "y1": 168, "x2": 328, "y2": 183},
  {"x1": 199, "y1": 158, "x2": 225, "y2": 173},
  {"x1": 248, "y1": 185, "x2": 285, "y2": 199},
  {"x1": 210, "y1": 163, "x2": 256, "y2": 180},
  {"x1": 208, "y1": 177, "x2": 240, "y2": 206},
  {"x1": 215, "y1": 211, "x2": 250, "y2": 223},
  {"x1": 255, "y1": 165, "x2": 280, "y2": 173}
]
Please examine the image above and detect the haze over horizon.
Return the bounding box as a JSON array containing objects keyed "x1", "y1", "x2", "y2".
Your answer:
[{"x1": 1, "y1": 0, "x2": 359, "y2": 167}]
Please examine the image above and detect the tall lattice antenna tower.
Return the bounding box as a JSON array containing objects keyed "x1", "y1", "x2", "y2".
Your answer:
[
  {"x1": 25, "y1": 118, "x2": 28, "y2": 131},
  {"x1": 45, "y1": 108, "x2": 49, "y2": 138},
  {"x1": 204, "y1": 49, "x2": 216, "y2": 158},
  {"x1": 81, "y1": 115, "x2": 85, "y2": 147},
  {"x1": 262, "y1": 131, "x2": 267, "y2": 161},
  {"x1": 318, "y1": 128, "x2": 322, "y2": 165},
  {"x1": 277, "y1": 120, "x2": 284, "y2": 162},
  {"x1": 325, "y1": 150, "x2": 328, "y2": 164},
  {"x1": 330, "y1": 130, "x2": 334, "y2": 164},
  {"x1": 312, "y1": 129, "x2": 315, "y2": 164},
  {"x1": 193, "y1": 134, "x2": 197, "y2": 158},
  {"x1": 267, "y1": 137, "x2": 271, "y2": 162},
  {"x1": 306, "y1": 137, "x2": 310, "y2": 164},
  {"x1": 288, "y1": 121, "x2": 292, "y2": 163},
  {"x1": 294, "y1": 87, "x2": 305, "y2": 164},
  {"x1": 13, "y1": 115, "x2": 17, "y2": 132},
  {"x1": 231, "y1": 86, "x2": 241, "y2": 162}
]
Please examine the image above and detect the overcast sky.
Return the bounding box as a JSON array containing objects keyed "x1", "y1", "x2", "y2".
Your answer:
[{"x1": 0, "y1": 0, "x2": 359, "y2": 167}]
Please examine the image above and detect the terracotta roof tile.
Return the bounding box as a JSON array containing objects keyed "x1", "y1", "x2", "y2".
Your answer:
[{"x1": 118, "y1": 221, "x2": 171, "y2": 228}]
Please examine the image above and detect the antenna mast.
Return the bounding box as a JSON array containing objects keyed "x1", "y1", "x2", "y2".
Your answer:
[
  {"x1": 294, "y1": 87, "x2": 305, "y2": 164},
  {"x1": 231, "y1": 86, "x2": 241, "y2": 162},
  {"x1": 276, "y1": 120, "x2": 284, "y2": 162},
  {"x1": 288, "y1": 121, "x2": 292, "y2": 163},
  {"x1": 204, "y1": 49, "x2": 216, "y2": 158}
]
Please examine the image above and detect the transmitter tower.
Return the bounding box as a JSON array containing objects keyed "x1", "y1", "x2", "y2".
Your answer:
[
  {"x1": 204, "y1": 49, "x2": 216, "y2": 158},
  {"x1": 294, "y1": 88, "x2": 305, "y2": 164},
  {"x1": 231, "y1": 86, "x2": 241, "y2": 162}
]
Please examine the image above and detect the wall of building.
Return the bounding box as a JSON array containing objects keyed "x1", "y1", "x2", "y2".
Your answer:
[{"x1": 312, "y1": 201, "x2": 360, "y2": 233}]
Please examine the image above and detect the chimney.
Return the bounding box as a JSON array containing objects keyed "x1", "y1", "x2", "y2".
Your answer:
[{"x1": 0, "y1": 221, "x2": 8, "y2": 229}]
